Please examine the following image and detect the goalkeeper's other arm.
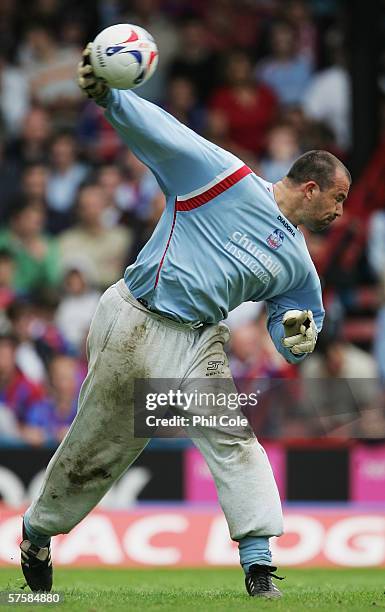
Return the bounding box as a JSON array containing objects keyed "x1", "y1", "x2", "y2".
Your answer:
[{"x1": 282, "y1": 309, "x2": 317, "y2": 356}]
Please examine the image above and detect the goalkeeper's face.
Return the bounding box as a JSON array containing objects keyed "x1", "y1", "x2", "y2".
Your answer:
[{"x1": 302, "y1": 169, "x2": 350, "y2": 232}]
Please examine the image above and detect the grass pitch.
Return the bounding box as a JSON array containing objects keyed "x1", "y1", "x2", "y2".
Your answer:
[{"x1": 0, "y1": 567, "x2": 384, "y2": 611}]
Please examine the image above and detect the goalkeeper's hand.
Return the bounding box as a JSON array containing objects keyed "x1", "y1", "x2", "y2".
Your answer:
[
  {"x1": 77, "y1": 43, "x2": 110, "y2": 104},
  {"x1": 282, "y1": 309, "x2": 317, "y2": 355}
]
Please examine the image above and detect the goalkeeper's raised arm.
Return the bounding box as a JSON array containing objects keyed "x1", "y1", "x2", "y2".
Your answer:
[{"x1": 77, "y1": 43, "x2": 240, "y2": 197}]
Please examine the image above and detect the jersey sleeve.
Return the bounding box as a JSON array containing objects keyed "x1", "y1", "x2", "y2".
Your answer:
[
  {"x1": 103, "y1": 89, "x2": 239, "y2": 196},
  {"x1": 265, "y1": 277, "x2": 325, "y2": 365}
]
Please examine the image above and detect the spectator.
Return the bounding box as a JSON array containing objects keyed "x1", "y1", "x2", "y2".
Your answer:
[
  {"x1": 31, "y1": 290, "x2": 72, "y2": 367},
  {"x1": 23, "y1": 354, "x2": 79, "y2": 446},
  {"x1": 367, "y1": 210, "x2": 385, "y2": 382},
  {"x1": 60, "y1": 18, "x2": 87, "y2": 49},
  {"x1": 281, "y1": 0, "x2": 318, "y2": 64},
  {"x1": 0, "y1": 332, "x2": 44, "y2": 432},
  {"x1": 280, "y1": 105, "x2": 337, "y2": 154},
  {"x1": 225, "y1": 301, "x2": 264, "y2": 333},
  {"x1": 226, "y1": 303, "x2": 290, "y2": 379},
  {"x1": 46, "y1": 132, "x2": 89, "y2": 233},
  {"x1": 301, "y1": 337, "x2": 378, "y2": 435},
  {"x1": 55, "y1": 259, "x2": 101, "y2": 352},
  {"x1": 0, "y1": 197, "x2": 61, "y2": 294},
  {"x1": 116, "y1": 150, "x2": 165, "y2": 223},
  {"x1": 21, "y1": 163, "x2": 48, "y2": 201},
  {"x1": 21, "y1": 24, "x2": 81, "y2": 118},
  {"x1": 298, "y1": 117, "x2": 337, "y2": 153},
  {"x1": 0, "y1": 51, "x2": 30, "y2": 136},
  {"x1": 0, "y1": 401, "x2": 20, "y2": 441},
  {"x1": 18, "y1": 0, "x2": 62, "y2": 33},
  {"x1": 367, "y1": 210, "x2": 385, "y2": 282},
  {"x1": 259, "y1": 122, "x2": 301, "y2": 183},
  {"x1": 0, "y1": 248, "x2": 16, "y2": 312},
  {"x1": 164, "y1": 76, "x2": 205, "y2": 133},
  {"x1": 107, "y1": 151, "x2": 165, "y2": 260},
  {"x1": 58, "y1": 184, "x2": 133, "y2": 290},
  {"x1": 355, "y1": 399, "x2": 385, "y2": 439},
  {"x1": 256, "y1": 20, "x2": 313, "y2": 107},
  {"x1": 19, "y1": 0, "x2": 98, "y2": 42},
  {"x1": 0, "y1": 141, "x2": 20, "y2": 219},
  {"x1": 203, "y1": 0, "x2": 262, "y2": 53},
  {"x1": 0, "y1": 1, "x2": 17, "y2": 60},
  {"x1": 226, "y1": 303, "x2": 294, "y2": 437},
  {"x1": 124, "y1": 0, "x2": 178, "y2": 102},
  {"x1": 6, "y1": 107, "x2": 51, "y2": 166},
  {"x1": 168, "y1": 16, "x2": 218, "y2": 103},
  {"x1": 97, "y1": 164, "x2": 125, "y2": 228},
  {"x1": 76, "y1": 100, "x2": 122, "y2": 163},
  {"x1": 301, "y1": 338, "x2": 377, "y2": 380},
  {"x1": 6, "y1": 300, "x2": 46, "y2": 384},
  {"x1": 209, "y1": 50, "x2": 277, "y2": 156},
  {"x1": 303, "y1": 28, "x2": 351, "y2": 151},
  {"x1": 280, "y1": 105, "x2": 308, "y2": 142}
]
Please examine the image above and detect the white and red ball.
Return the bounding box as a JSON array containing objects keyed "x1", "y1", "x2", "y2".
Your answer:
[{"x1": 90, "y1": 23, "x2": 158, "y2": 90}]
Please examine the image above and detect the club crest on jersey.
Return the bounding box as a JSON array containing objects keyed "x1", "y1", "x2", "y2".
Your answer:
[{"x1": 266, "y1": 229, "x2": 284, "y2": 250}]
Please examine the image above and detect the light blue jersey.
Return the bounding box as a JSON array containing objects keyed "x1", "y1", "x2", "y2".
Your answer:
[{"x1": 104, "y1": 89, "x2": 325, "y2": 363}]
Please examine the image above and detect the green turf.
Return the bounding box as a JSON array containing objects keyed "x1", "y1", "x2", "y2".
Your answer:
[{"x1": 0, "y1": 567, "x2": 384, "y2": 611}]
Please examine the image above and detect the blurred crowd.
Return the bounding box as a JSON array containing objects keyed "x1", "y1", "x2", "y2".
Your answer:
[{"x1": 0, "y1": 0, "x2": 384, "y2": 446}]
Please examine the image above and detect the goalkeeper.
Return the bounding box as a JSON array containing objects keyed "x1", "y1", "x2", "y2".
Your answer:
[{"x1": 20, "y1": 45, "x2": 351, "y2": 598}]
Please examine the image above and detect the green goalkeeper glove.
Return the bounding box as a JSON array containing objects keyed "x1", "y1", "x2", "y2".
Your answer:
[
  {"x1": 77, "y1": 43, "x2": 110, "y2": 105},
  {"x1": 282, "y1": 309, "x2": 317, "y2": 355}
]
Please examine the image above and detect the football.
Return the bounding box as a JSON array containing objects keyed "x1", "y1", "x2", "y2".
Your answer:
[{"x1": 90, "y1": 23, "x2": 158, "y2": 90}]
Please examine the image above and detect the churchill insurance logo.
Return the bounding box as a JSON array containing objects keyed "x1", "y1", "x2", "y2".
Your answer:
[{"x1": 266, "y1": 228, "x2": 285, "y2": 250}]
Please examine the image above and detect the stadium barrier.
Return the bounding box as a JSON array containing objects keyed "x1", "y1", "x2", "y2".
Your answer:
[
  {"x1": 1, "y1": 506, "x2": 384, "y2": 568},
  {"x1": 1, "y1": 442, "x2": 385, "y2": 507}
]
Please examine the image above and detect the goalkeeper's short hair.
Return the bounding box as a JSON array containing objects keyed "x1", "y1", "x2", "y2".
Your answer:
[{"x1": 287, "y1": 150, "x2": 351, "y2": 191}]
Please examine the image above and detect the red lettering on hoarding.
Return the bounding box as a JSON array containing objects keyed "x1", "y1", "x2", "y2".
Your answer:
[{"x1": 0, "y1": 506, "x2": 384, "y2": 567}]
